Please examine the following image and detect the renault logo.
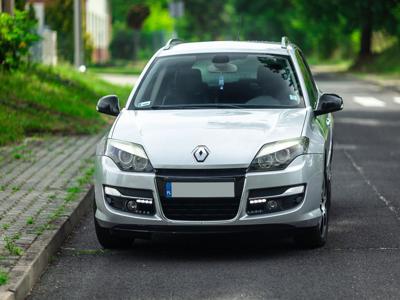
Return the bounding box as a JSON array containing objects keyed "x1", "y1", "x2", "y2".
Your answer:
[{"x1": 193, "y1": 146, "x2": 209, "y2": 162}]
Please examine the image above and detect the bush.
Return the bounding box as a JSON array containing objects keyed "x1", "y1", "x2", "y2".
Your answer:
[
  {"x1": 0, "y1": 10, "x2": 39, "y2": 70},
  {"x1": 110, "y1": 27, "x2": 135, "y2": 60}
]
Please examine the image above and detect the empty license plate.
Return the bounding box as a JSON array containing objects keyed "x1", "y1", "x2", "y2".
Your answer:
[{"x1": 165, "y1": 182, "x2": 235, "y2": 198}]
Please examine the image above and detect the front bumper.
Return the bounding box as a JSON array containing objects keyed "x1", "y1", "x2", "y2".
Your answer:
[{"x1": 94, "y1": 154, "x2": 324, "y2": 230}]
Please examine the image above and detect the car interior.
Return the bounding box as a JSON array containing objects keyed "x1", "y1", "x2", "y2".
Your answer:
[{"x1": 134, "y1": 54, "x2": 303, "y2": 108}]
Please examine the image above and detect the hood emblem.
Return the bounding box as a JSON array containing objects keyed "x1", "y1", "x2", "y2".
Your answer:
[{"x1": 193, "y1": 146, "x2": 209, "y2": 162}]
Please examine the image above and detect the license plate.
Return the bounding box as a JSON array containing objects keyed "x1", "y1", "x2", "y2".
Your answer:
[{"x1": 165, "y1": 182, "x2": 235, "y2": 198}]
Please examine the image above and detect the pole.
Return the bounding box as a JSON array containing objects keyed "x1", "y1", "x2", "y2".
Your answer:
[{"x1": 74, "y1": 0, "x2": 83, "y2": 68}]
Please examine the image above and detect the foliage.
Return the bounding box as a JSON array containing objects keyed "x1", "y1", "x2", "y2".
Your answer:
[
  {"x1": 351, "y1": 43, "x2": 400, "y2": 73},
  {"x1": 0, "y1": 10, "x2": 39, "y2": 70},
  {"x1": 176, "y1": 0, "x2": 233, "y2": 41},
  {"x1": 3, "y1": 233, "x2": 24, "y2": 256},
  {"x1": 110, "y1": 0, "x2": 142, "y2": 24},
  {"x1": 177, "y1": 0, "x2": 400, "y2": 62},
  {"x1": 108, "y1": 0, "x2": 173, "y2": 61},
  {"x1": 0, "y1": 270, "x2": 8, "y2": 286},
  {"x1": 0, "y1": 65, "x2": 131, "y2": 146},
  {"x1": 15, "y1": 0, "x2": 27, "y2": 10},
  {"x1": 142, "y1": 2, "x2": 173, "y2": 32},
  {"x1": 297, "y1": 0, "x2": 400, "y2": 58},
  {"x1": 110, "y1": 22, "x2": 135, "y2": 60},
  {"x1": 126, "y1": 4, "x2": 150, "y2": 30}
]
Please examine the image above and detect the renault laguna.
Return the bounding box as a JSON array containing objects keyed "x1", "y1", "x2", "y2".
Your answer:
[{"x1": 94, "y1": 37, "x2": 343, "y2": 248}]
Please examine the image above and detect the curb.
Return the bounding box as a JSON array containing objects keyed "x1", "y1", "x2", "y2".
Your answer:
[
  {"x1": 0, "y1": 187, "x2": 94, "y2": 300},
  {"x1": 350, "y1": 73, "x2": 400, "y2": 93},
  {"x1": 346, "y1": 73, "x2": 400, "y2": 94},
  {"x1": 313, "y1": 70, "x2": 400, "y2": 94}
]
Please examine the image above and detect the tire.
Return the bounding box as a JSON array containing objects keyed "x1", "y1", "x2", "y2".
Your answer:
[
  {"x1": 295, "y1": 174, "x2": 329, "y2": 249},
  {"x1": 93, "y1": 197, "x2": 133, "y2": 249}
]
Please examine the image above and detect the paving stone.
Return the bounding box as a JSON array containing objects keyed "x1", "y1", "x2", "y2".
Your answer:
[{"x1": 0, "y1": 135, "x2": 99, "y2": 279}]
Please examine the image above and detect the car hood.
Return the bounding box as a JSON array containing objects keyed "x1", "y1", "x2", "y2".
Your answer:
[{"x1": 111, "y1": 109, "x2": 307, "y2": 169}]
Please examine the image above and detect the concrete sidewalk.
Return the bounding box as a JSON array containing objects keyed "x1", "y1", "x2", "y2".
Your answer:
[
  {"x1": 98, "y1": 73, "x2": 139, "y2": 86},
  {"x1": 0, "y1": 135, "x2": 99, "y2": 299}
]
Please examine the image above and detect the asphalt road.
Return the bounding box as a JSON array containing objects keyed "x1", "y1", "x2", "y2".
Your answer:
[{"x1": 29, "y1": 73, "x2": 400, "y2": 300}]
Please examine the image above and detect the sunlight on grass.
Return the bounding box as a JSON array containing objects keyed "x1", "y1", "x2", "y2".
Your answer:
[{"x1": 0, "y1": 65, "x2": 131, "y2": 146}]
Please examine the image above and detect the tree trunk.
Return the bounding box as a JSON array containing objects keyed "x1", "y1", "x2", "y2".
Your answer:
[
  {"x1": 360, "y1": 21, "x2": 372, "y2": 57},
  {"x1": 359, "y1": 5, "x2": 373, "y2": 58}
]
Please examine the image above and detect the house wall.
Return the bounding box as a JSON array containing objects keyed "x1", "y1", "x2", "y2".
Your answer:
[{"x1": 86, "y1": 0, "x2": 111, "y2": 63}]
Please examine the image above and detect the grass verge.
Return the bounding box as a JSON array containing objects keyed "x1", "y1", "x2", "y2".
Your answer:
[
  {"x1": 0, "y1": 64, "x2": 131, "y2": 146},
  {"x1": 350, "y1": 44, "x2": 400, "y2": 75},
  {"x1": 0, "y1": 269, "x2": 8, "y2": 286},
  {"x1": 88, "y1": 60, "x2": 147, "y2": 75}
]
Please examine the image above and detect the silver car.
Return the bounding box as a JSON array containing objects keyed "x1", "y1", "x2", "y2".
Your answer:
[{"x1": 94, "y1": 37, "x2": 343, "y2": 248}]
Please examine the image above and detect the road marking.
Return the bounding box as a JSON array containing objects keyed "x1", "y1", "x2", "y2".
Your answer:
[
  {"x1": 343, "y1": 150, "x2": 400, "y2": 222},
  {"x1": 353, "y1": 96, "x2": 386, "y2": 107},
  {"x1": 394, "y1": 97, "x2": 400, "y2": 104}
]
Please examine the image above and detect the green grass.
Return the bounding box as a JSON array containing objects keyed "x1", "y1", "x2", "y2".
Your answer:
[
  {"x1": 88, "y1": 60, "x2": 147, "y2": 75},
  {"x1": 0, "y1": 64, "x2": 131, "y2": 146},
  {"x1": 35, "y1": 162, "x2": 94, "y2": 236},
  {"x1": 26, "y1": 216, "x2": 35, "y2": 225},
  {"x1": 351, "y1": 44, "x2": 400, "y2": 75},
  {"x1": 3, "y1": 233, "x2": 24, "y2": 256},
  {"x1": 0, "y1": 270, "x2": 8, "y2": 286}
]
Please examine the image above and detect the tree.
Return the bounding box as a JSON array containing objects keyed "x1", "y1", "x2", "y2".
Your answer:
[
  {"x1": 0, "y1": 10, "x2": 39, "y2": 70},
  {"x1": 177, "y1": 0, "x2": 233, "y2": 40},
  {"x1": 296, "y1": 0, "x2": 400, "y2": 60},
  {"x1": 126, "y1": 3, "x2": 150, "y2": 59}
]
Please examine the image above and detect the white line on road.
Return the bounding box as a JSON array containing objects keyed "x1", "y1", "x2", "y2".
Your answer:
[
  {"x1": 394, "y1": 97, "x2": 400, "y2": 104},
  {"x1": 353, "y1": 96, "x2": 386, "y2": 107}
]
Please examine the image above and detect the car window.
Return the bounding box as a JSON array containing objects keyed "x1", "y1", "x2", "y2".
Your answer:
[
  {"x1": 295, "y1": 50, "x2": 318, "y2": 108},
  {"x1": 131, "y1": 53, "x2": 304, "y2": 110}
]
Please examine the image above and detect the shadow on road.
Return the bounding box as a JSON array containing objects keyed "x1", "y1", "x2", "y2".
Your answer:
[{"x1": 122, "y1": 231, "x2": 304, "y2": 261}]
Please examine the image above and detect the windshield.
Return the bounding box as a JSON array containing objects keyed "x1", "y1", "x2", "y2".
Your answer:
[{"x1": 130, "y1": 53, "x2": 303, "y2": 110}]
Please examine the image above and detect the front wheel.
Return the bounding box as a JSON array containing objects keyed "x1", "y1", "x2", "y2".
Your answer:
[{"x1": 295, "y1": 175, "x2": 330, "y2": 248}]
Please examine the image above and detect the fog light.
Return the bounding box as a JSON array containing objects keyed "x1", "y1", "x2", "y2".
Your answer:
[
  {"x1": 249, "y1": 198, "x2": 267, "y2": 204},
  {"x1": 266, "y1": 199, "x2": 278, "y2": 211},
  {"x1": 126, "y1": 200, "x2": 137, "y2": 212}
]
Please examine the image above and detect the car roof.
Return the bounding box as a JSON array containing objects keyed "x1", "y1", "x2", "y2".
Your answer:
[{"x1": 157, "y1": 41, "x2": 293, "y2": 57}]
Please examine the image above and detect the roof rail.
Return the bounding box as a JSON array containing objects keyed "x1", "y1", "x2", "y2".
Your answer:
[
  {"x1": 281, "y1": 36, "x2": 290, "y2": 49},
  {"x1": 164, "y1": 38, "x2": 184, "y2": 50}
]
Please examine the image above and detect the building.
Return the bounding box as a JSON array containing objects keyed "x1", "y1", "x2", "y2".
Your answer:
[
  {"x1": 85, "y1": 0, "x2": 111, "y2": 64},
  {"x1": 27, "y1": 0, "x2": 111, "y2": 65},
  {"x1": 29, "y1": 0, "x2": 58, "y2": 65}
]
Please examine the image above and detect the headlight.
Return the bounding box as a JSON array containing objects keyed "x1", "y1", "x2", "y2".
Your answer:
[
  {"x1": 248, "y1": 137, "x2": 309, "y2": 172},
  {"x1": 105, "y1": 139, "x2": 153, "y2": 172}
]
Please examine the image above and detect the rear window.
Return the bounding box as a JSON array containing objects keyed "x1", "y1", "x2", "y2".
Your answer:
[{"x1": 130, "y1": 53, "x2": 304, "y2": 110}]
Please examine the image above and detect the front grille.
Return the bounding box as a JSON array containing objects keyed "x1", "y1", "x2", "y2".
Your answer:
[
  {"x1": 156, "y1": 169, "x2": 245, "y2": 221},
  {"x1": 158, "y1": 197, "x2": 240, "y2": 221}
]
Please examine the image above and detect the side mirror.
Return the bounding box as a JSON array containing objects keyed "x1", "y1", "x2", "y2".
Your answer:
[
  {"x1": 96, "y1": 95, "x2": 120, "y2": 116},
  {"x1": 314, "y1": 93, "x2": 343, "y2": 116}
]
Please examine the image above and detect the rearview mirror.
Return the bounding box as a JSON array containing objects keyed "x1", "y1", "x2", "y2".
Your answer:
[
  {"x1": 314, "y1": 93, "x2": 343, "y2": 116},
  {"x1": 96, "y1": 95, "x2": 120, "y2": 117}
]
